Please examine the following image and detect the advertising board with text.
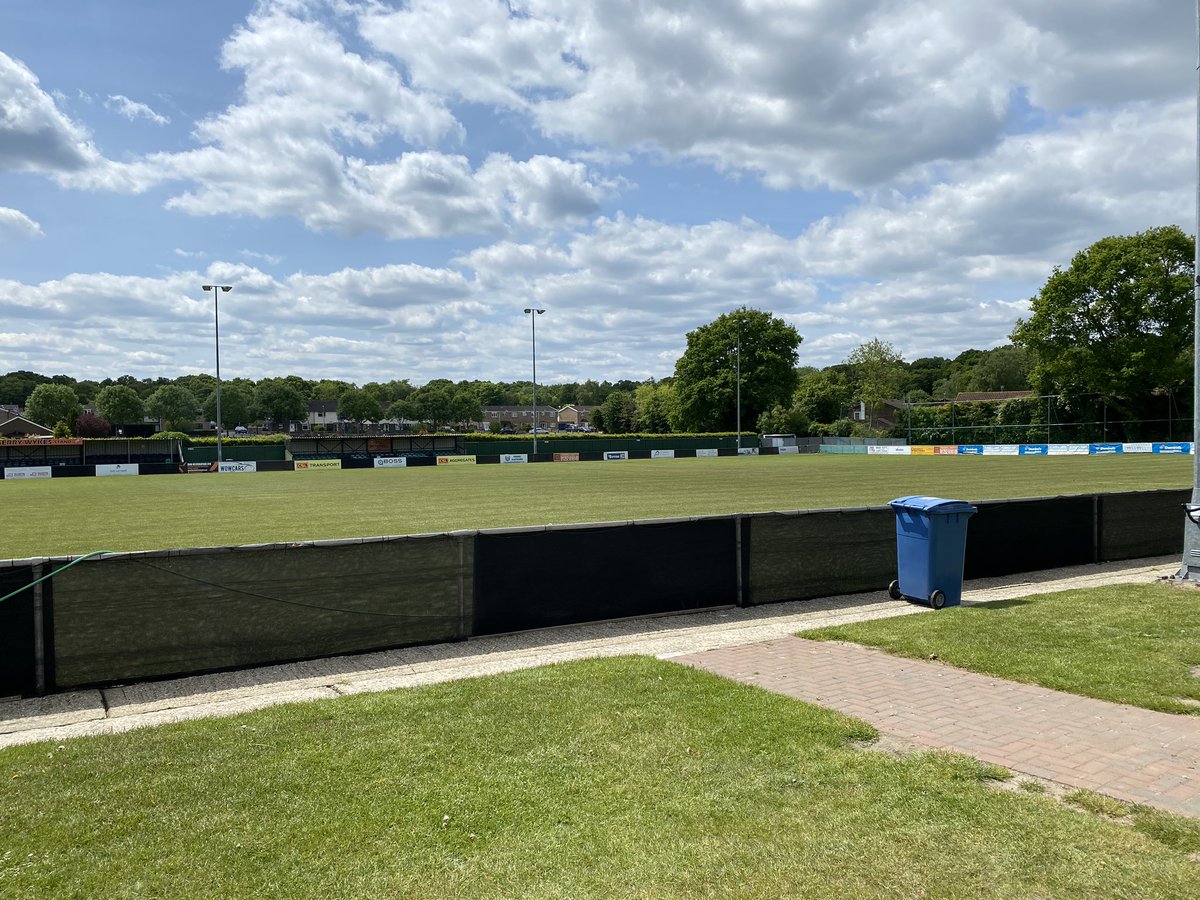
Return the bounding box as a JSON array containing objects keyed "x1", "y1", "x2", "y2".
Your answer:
[
  {"x1": 295, "y1": 459, "x2": 342, "y2": 471},
  {"x1": 4, "y1": 466, "x2": 52, "y2": 480}
]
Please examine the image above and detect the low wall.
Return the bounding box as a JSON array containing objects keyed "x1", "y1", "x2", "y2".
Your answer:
[{"x1": 0, "y1": 489, "x2": 1185, "y2": 697}]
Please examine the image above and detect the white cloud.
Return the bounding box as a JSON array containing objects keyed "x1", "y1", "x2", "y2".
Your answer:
[
  {"x1": 0, "y1": 206, "x2": 43, "y2": 238},
  {"x1": 105, "y1": 94, "x2": 170, "y2": 125},
  {"x1": 0, "y1": 51, "x2": 100, "y2": 173}
]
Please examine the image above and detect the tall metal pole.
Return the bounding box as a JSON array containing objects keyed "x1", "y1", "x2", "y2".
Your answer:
[
  {"x1": 203, "y1": 285, "x2": 232, "y2": 463},
  {"x1": 524, "y1": 308, "x2": 545, "y2": 454},
  {"x1": 1182, "y1": 0, "x2": 1200, "y2": 579},
  {"x1": 729, "y1": 331, "x2": 739, "y2": 453}
]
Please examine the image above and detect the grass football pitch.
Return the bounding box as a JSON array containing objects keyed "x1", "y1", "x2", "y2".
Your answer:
[{"x1": 3, "y1": 453, "x2": 1191, "y2": 559}]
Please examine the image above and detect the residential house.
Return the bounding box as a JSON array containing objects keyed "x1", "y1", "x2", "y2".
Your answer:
[
  {"x1": 481, "y1": 405, "x2": 560, "y2": 432},
  {"x1": 306, "y1": 400, "x2": 340, "y2": 431},
  {"x1": 556, "y1": 405, "x2": 596, "y2": 428}
]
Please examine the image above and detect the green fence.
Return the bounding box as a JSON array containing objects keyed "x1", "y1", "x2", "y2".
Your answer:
[
  {"x1": 464, "y1": 436, "x2": 741, "y2": 455},
  {"x1": 183, "y1": 444, "x2": 288, "y2": 463}
]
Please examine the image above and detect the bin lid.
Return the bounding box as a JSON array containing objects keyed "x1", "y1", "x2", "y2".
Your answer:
[{"x1": 888, "y1": 495, "x2": 977, "y2": 515}]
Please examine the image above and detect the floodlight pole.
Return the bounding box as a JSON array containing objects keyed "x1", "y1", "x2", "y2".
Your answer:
[
  {"x1": 1182, "y1": 0, "x2": 1200, "y2": 581},
  {"x1": 524, "y1": 308, "x2": 545, "y2": 454},
  {"x1": 202, "y1": 284, "x2": 233, "y2": 463},
  {"x1": 735, "y1": 328, "x2": 742, "y2": 453}
]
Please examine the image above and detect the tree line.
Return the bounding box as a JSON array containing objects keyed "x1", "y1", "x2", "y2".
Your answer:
[{"x1": 7, "y1": 225, "x2": 1194, "y2": 440}]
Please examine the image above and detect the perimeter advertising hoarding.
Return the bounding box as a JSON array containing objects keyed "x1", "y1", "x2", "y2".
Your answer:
[
  {"x1": 696, "y1": 449, "x2": 719, "y2": 457},
  {"x1": 373, "y1": 457, "x2": 407, "y2": 468},
  {"x1": 4, "y1": 466, "x2": 51, "y2": 479},
  {"x1": 0, "y1": 438, "x2": 82, "y2": 446},
  {"x1": 295, "y1": 460, "x2": 342, "y2": 470},
  {"x1": 500, "y1": 453, "x2": 528, "y2": 464},
  {"x1": 1047, "y1": 444, "x2": 1089, "y2": 455},
  {"x1": 933, "y1": 446, "x2": 958, "y2": 455},
  {"x1": 1089, "y1": 444, "x2": 1123, "y2": 455},
  {"x1": 218, "y1": 461, "x2": 257, "y2": 473},
  {"x1": 650, "y1": 449, "x2": 674, "y2": 459},
  {"x1": 957, "y1": 445, "x2": 983, "y2": 455},
  {"x1": 866, "y1": 445, "x2": 910, "y2": 455},
  {"x1": 981, "y1": 445, "x2": 1019, "y2": 455},
  {"x1": 777, "y1": 446, "x2": 800, "y2": 454},
  {"x1": 737, "y1": 447, "x2": 760, "y2": 455},
  {"x1": 1019, "y1": 445, "x2": 1048, "y2": 455},
  {"x1": 909, "y1": 445, "x2": 935, "y2": 455},
  {"x1": 1153, "y1": 442, "x2": 1192, "y2": 454},
  {"x1": 1123, "y1": 443, "x2": 1154, "y2": 453},
  {"x1": 554, "y1": 452, "x2": 580, "y2": 462},
  {"x1": 436, "y1": 455, "x2": 477, "y2": 465},
  {"x1": 96, "y1": 463, "x2": 139, "y2": 476},
  {"x1": 604, "y1": 451, "x2": 629, "y2": 461}
]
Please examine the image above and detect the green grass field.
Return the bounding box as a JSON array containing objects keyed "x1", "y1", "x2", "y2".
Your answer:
[
  {"x1": 4, "y1": 454, "x2": 1190, "y2": 558},
  {"x1": 806, "y1": 583, "x2": 1200, "y2": 714},
  {"x1": 3, "y1": 657, "x2": 1198, "y2": 898}
]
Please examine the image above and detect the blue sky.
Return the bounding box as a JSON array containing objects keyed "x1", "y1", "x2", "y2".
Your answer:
[{"x1": 0, "y1": 0, "x2": 1193, "y2": 386}]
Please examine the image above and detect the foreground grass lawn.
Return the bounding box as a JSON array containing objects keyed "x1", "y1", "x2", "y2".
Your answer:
[
  {"x1": 2, "y1": 453, "x2": 1188, "y2": 557},
  {"x1": 2, "y1": 658, "x2": 1198, "y2": 898},
  {"x1": 806, "y1": 583, "x2": 1200, "y2": 714}
]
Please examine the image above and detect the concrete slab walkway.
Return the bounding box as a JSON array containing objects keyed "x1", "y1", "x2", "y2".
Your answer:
[{"x1": 676, "y1": 637, "x2": 1200, "y2": 817}]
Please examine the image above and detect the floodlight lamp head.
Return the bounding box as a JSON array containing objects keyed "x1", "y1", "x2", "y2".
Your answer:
[
  {"x1": 202, "y1": 284, "x2": 214, "y2": 291},
  {"x1": 524, "y1": 307, "x2": 545, "y2": 315},
  {"x1": 220, "y1": 285, "x2": 232, "y2": 292}
]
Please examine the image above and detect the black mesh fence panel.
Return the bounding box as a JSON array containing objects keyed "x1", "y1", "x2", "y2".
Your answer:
[
  {"x1": 0, "y1": 565, "x2": 37, "y2": 696},
  {"x1": 50, "y1": 536, "x2": 471, "y2": 688},
  {"x1": 746, "y1": 508, "x2": 895, "y2": 604},
  {"x1": 1099, "y1": 489, "x2": 1188, "y2": 561},
  {"x1": 473, "y1": 518, "x2": 736, "y2": 634},
  {"x1": 964, "y1": 497, "x2": 1095, "y2": 578}
]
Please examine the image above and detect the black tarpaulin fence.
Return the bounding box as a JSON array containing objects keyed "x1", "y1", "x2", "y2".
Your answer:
[{"x1": 0, "y1": 489, "x2": 1187, "y2": 697}]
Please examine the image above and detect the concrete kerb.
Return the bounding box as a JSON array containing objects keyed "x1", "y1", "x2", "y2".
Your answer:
[{"x1": 0, "y1": 555, "x2": 1180, "y2": 748}]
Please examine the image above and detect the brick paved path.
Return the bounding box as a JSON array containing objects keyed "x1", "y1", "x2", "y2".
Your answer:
[{"x1": 675, "y1": 637, "x2": 1200, "y2": 817}]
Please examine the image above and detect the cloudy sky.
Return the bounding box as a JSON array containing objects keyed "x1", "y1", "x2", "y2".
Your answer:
[{"x1": 0, "y1": 0, "x2": 1193, "y2": 386}]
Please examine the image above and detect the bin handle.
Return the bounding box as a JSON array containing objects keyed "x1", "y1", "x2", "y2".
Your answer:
[{"x1": 1185, "y1": 504, "x2": 1200, "y2": 526}]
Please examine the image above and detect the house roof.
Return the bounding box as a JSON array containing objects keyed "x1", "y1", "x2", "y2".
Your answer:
[
  {"x1": 0, "y1": 413, "x2": 53, "y2": 436},
  {"x1": 307, "y1": 400, "x2": 339, "y2": 413},
  {"x1": 954, "y1": 391, "x2": 1036, "y2": 403}
]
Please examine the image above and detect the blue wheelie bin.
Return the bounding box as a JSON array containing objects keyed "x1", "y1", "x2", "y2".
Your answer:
[{"x1": 887, "y1": 496, "x2": 977, "y2": 609}]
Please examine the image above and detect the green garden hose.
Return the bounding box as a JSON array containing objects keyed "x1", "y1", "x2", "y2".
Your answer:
[{"x1": 0, "y1": 550, "x2": 113, "y2": 604}]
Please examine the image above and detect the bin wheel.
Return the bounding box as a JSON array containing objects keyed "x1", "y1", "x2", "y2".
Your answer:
[
  {"x1": 929, "y1": 590, "x2": 947, "y2": 610},
  {"x1": 888, "y1": 580, "x2": 902, "y2": 601}
]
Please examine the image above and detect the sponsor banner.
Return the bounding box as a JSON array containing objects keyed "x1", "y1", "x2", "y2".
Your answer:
[
  {"x1": 737, "y1": 447, "x2": 760, "y2": 456},
  {"x1": 981, "y1": 445, "x2": 1019, "y2": 455},
  {"x1": 436, "y1": 455, "x2": 477, "y2": 465},
  {"x1": 96, "y1": 463, "x2": 139, "y2": 477},
  {"x1": 696, "y1": 448, "x2": 719, "y2": 457},
  {"x1": 373, "y1": 457, "x2": 408, "y2": 468},
  {"x1": 933, "y1": 446, "x2": 958, "y2": 455},
  {"x1": 1019, "y1": 444, "x2": 1048, "y2": 455},
  {"x1": 500, "y1": 453, "x2": 528, "y2": 464},
  {"x1": 910, "y1": 445, "x2": 935, "y2": 455},
  {"x1": 295, "y1": 459, "x2": 342, "y2": 470},
  {"x1": 604, "y1": 451, "x2": 629, "y2": 461},
  {"x1": 650, "y1": 449, "x2": 675, "y2": 459},
  {"x1": 1089, "y1": 443, "x2": 1123, "y2": 455},
  {"x1": 867, "y1": 445, "x2": 910, "y2": 455},
  {"x1": 553, "y1": 452, "x2": 581, "y2": 462},
  {"x1": 180, "y1": 462, "x2": 217, "y2": 473},
  {"x1": 4, "y1": 466, "x2": 52, "y2": 480},
  {"x1": 1, "y1": 438, "x2": 82, "y2": 447},
  {"x1": 777, "y1": 446, "x2": 801, "y2": 454},
  {"x1": 1048, "y1": 444, "x2": 1089, "y2": 456},
  {"x1": 218, "y1": 460, "x2": 257, "y2": 473},
  {"x1": 367, "y1": 437, "x2": 392, "y2": 453},
  {"x1": 1153, "y1": 442, "x2": 1192, "y2": 454},
  {"x1": 1122, "y1": 442, "x2": 1154, "y2": 454},
  {"x1": 957, "y1": 445, "x2": 984, "y2": 455}
]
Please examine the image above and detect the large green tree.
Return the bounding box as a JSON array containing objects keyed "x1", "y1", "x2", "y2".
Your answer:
[
  {"x1": 202, "y1": 383, "x2": 254, "y2": 429},
  {"x1": 95, "y1": 384, "x2": 145, "y2": 429},
  {"x1": 23, "y1": 383, "x2": 82, "y2": 428},
  {"x1": 338, "y1": 388, "x2": 384, "y2": 423},
  {"x1": 847, "y1": 338, "x2": 905, "y2": 427},
  {"x1": 673, "y1": 308, "x2": 802, "y2": 433},
  {"x1": 144, "y1": 385, "x2": 200, "y2": 432},
  {"x1": 1011, "y1": 226, "x2": 1194, "y2": 430},
  {"x1": 253, "y1": 380, "x2": 308, "y2": 427}
]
